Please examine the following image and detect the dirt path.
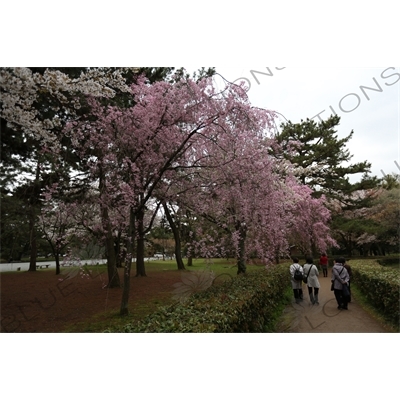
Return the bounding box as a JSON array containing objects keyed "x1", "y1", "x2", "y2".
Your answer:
[
  {"x1": 0, "y1": 268, "x2": 183, "y2": 333},
  {"x1": 276, "y1": 268, "x2": 391, "y2": 333}
]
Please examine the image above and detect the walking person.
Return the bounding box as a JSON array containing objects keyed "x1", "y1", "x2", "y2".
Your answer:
[
  {"x1": 319, "y1": 253, "x2": 329, "y2": 277},
  {"x1": 343, "y1": 259, "x2": 353, "y2": 302},
  {"x1": 303, "y1": 256, "x2": 320, "y2": 304},
  {"x1": 331, "y1": 257, "x2": 350, "y2": 310},
  {"x1": 290, "y1": 257, "x2": 304, "y2": 303}
]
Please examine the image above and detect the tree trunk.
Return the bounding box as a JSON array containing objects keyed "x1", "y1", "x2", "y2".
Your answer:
[
  {"x1": 120, "y1": 208, "x2": 135, "y2": 315},
  {"x1": 48, "y1": 240, "x2": 61, "y2": 275},
  {"x1": 236, "y1": 224, "x2": 247, "y2": 275},
  {"x1": 135, "y1": 208, "x2": 147, "y2": 277},
  {"x1": 103, "y1": 217, "x2": 121, "y2": 287},
  {"x1": 28, "y1": 207, "x2": 37, "y2": 272},
  {"x1": 311, "y1": 241, "x2": 318, "y2": 259},
  {"x1": 162, "y1": 202, "x2": 185, "y2": 270},
  {"x1": 28, "y1": 160, "x2": 40, "y2": 272},
  {"x1": 346, "y1": 233, "x2": 353, "y2": 258},
  {"x1": 99, "y1": 169, "x2": 120, "y2": 288},
  {"x1": 115, "y1": 230, "x2": 123, "y2": 268},
  {"x1": 55, "y1": 253, "x2": 61, "y2": 275}
]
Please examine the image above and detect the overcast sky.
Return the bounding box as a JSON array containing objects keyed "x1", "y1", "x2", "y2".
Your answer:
[{"x1": 211, "y1": 67, "x2": 399, "y2": 183}]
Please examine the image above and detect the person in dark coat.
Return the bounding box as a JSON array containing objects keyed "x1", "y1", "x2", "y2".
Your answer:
[
  {"x1": 331, "y1": 256, "x2": 350, "y2": 310},
  {"x1": 343, "y1": 259, "x2": 353, "y2": 302}
]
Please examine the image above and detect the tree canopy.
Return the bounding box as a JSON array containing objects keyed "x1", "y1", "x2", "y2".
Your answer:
[{"x1": 274, "y1": 115, "x2": 378, "y2": 202}]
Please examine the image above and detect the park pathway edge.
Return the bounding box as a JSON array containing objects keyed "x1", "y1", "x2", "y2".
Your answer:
[{"x1": 275, "y1": 267, "x2": 391, "y2": 333}]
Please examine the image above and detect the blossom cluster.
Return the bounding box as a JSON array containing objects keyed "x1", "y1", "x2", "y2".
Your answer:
[{"x1": 0, "y1": 67, "x2": 133, "y2": 147}]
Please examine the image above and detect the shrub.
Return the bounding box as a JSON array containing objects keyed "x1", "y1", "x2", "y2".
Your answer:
[
  {"x1": 351, "y1": 260, "x2": 400, "y2": 328},
  {"x1": 376, "y1": 257, "x2": 399, "y2": 267},
  {"x1": 107, "y1": 264, "x2": 290, "y2": 333}
]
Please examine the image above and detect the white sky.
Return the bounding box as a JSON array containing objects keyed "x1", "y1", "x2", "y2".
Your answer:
[{"x1": 212, "y1": 67, "x2": 400, "y2": 183}]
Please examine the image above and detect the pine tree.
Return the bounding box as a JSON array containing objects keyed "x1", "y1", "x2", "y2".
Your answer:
[
  {"x1": 273, "y1": 115, "x2": 385, "y2": 256},
  {"x1": 274, "y1": 115, "x2": 379, "y2": 206}
]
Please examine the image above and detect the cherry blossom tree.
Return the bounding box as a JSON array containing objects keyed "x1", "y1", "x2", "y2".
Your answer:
[
  {"x1": 3, "y1": 67, "x2": 338, "y2": 315},
  {"x1": 38, "y1": 196, "x2": 71, "y2": 275},
  {"x1": 162, "y1": 110, "x2": 338, "y2": 272},
  {"x1": 332, "y1": 185, "x2": 399, "y2": 256},
  {"x1": 39, "y1": 183, "x2": 126, "y2": 275},
  {"x1": 0, "y1": 68, "x2": 133, "y2": 146},
  {"x1": 64, "y1": 73, "x2": 300, "y2": 311},
  {"x1": 1, "y1": 67, "x2": 134, "y2": 273},
  {"x1": 181, "y1": 140, "x2": 286, "y2": 272},
  {"x1": 282, "y1": 177, "x2": 338, "y2": 256}
]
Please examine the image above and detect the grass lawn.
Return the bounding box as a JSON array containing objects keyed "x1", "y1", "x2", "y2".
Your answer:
[{"x1": 65, "y1": 258, "x2": 283, "y2": 332}]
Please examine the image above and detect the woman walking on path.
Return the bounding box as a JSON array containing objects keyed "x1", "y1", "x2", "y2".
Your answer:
[
  {"x1": 344, "y1": 259, "x2": 353, "y2": 302},
  {"x1": 319, "y1": 253, "x2": 329, "y2": 277},
  {"x1": 290, "y1": 257, "x2": 304, "y2": 304},
  {"x1": 303, "y1": 257, "x2": 320, "y2": 304},
  {"x1": 331, "y1": 257, "x2": 350, "y2": 310}
]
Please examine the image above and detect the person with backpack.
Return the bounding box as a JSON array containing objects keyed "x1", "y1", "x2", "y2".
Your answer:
[
  {"x1": 303, "y1": 256, "x2": 321, "y2": 305},
  {"x1": 290, "y1": 257, "x2": 304, "y2": 303},
  {"x1": 331, "y1": 256, "x2": 350, "y2": 310}
]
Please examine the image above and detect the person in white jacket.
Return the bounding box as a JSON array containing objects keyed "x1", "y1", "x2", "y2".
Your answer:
[
  {"x1": 303, "y1": 256, "x2": 321, "y2": 305},
  {"x1": 289, "y1": 257, "x2": 304, "y2": 303}
]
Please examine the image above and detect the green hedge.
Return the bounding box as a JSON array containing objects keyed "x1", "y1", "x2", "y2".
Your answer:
[
  {"x1": 107, "y1": 264, "x2": 290, "y2": 333},
  {"x1": 351, "y1": 260, "x2": 400, "y2": 327},
  {"x1": 376, "y1": 257, "x2": 399, "y2": 267}
]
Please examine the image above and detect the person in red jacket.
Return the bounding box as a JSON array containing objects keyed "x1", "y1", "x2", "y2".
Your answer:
[{"x1": 319, "y1": 253, "x2": 329, "y2": 277}]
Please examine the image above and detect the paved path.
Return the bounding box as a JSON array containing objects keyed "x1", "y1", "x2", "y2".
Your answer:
[
  {"x1": 276, "y1": 268, "x2": 390, "y2": 333},
  {"x1": 0, "y1": 260, "x2": 107, "y2": 273},
  {"x1": 0, "y1": 258, "x2": 159, "y2": 273}
]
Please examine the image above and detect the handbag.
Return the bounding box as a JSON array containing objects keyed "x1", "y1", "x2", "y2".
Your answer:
[
  {"x1": 303, "y1": 264, "x2": 313, "y2": 284},
  {"x1": 342, "y1": 282, "x2": 350, "y2": 298},
  {"x1": 330, "y1": 282, "x2": 334, "y2": 291}
]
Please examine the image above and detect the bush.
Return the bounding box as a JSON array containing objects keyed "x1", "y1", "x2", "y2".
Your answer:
[
  {"x1": 107, "y1": 264, "x2": 290, "y2": 333},
  {"x1": 351, "y1": 260, "x2": 400, "y2": 328},
  {"x1": 376, "y1": 257, "x2": 399, "y2": 267}
]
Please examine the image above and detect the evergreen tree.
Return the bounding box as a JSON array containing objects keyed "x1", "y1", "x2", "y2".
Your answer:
[
  {"x1": 273, "y1": 115, "x2": 383, "y2": 256},
  {"x1": 274, "y1": 115, "x2": 379, "y2": 206}
]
